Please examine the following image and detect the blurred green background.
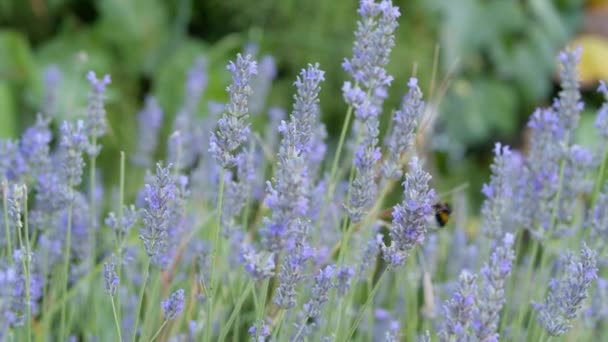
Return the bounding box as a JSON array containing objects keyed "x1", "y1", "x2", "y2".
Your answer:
[{"x1": 1, "y1": 0, "x2": 608, "y2": 212}]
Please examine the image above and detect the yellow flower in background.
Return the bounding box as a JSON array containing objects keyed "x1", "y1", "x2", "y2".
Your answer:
[{"x1": 570, "y1": 34, "x2": 608, "y2": 86}]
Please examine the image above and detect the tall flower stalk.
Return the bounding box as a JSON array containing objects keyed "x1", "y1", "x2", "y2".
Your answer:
[{"x1": 208, "y1": 53, "x2": 257, "y2": 341}]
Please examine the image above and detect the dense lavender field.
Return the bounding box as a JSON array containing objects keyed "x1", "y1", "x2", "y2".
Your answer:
[{"x1": 1, "y1": 0, "x2": 607, "y2": 341}]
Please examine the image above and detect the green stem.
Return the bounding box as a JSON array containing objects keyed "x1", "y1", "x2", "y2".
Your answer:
[
  {"x1": 2, "y1": 179, "x2": 12, "y2": 262},
  {"x1": 89, "y1": 140, "x2": 98, "y2": 335},
  {"x1": 23, "y1": 186, "x2": 32, "y2": 342},
  {"x1": 343, "y1": 268, "x2": 388, "y2": 342},
  {"x1": 116, "y1": 151, "x2": 126, "y2": 331},
  {"x1": 218, "y1": 281, "x2": 254, "y2": 342},
  {"x1": 271, "y1": 309, "x2": 285, "y2": 341},
  {"x1": 206, "y1": 168, "x2": 225, "y2": 342},
  {"x1": 313, "y1": 104, "x2": 354, "y2": 242},
  {"x1": 14, "y1": 185, "x2": 32, "y2": 342},
  {"x1": 149, "y1": 320, "x2": 168, "y2": 342},
  {"x1": 110, "y1": 295, "x2": 123, "y2": 342},
  {"x1": 59, "y1": 186, "x2": 74, "y2": 341},
  {"x1": 592, "y1": 143, "x2": 608, "y2": 207},
  {"x1": 256, "y1": 278, "x2": 270, "y2": 341},
  {"x1": 141, "y1": 272, "x2": 162, "y2": 341},
  {"x1": 131, "y1": 259, "x2": 151, "y2": 342}
]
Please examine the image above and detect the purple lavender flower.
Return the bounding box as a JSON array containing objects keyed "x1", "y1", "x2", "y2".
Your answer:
[
  {"x1": 132, "y1": 95, "x2": 164, "y2": 167},
  {"x1": 590, "y1": 184, "x2": 608, "y2": 241},
  {"x1": 103, "y1": 262, "x2": 119, "y2": 296},
  {"x1": 85, "y1": 71, "x2": 111, "y2": 156},
  {"x1": 264, "y1": 107, "x2": 287, "y2": 154},
  {"x1": 594, "y1": 81, "x2": 608, "y2": 138},
  {"x1": 343, "y1": 0, "x2": 400, "y2": 222},
  {"x1": 250, "y1": 55, "x2": 277, "y2": 115},
  {"x1": 382, "y1": 77, "x2": 425, "y2": 179},
  {"x1": 382, "y1": 157, "x2": 435, "y2": 266},
  {"x1": 0, "y1": 255, "x2": 43, "y2": 327},
  {"x1": 439, "y1": 270, "x2": 477, "y2": 342},
  {"x1": 248, "y1": 320, "x2": 270, "y2": 342},
  {"x1": 480, "y1": 143, "x2": 518, "y2": 240},
  {"x1": 59, "y1": 120, "x2": 87, "y2": 187},
  {"x1": 209, "y1": 54, "x2": 257, "y2": 168},
  {"x1": 555, "y1": 47, "x2": 583, "y2": 134},
  {"x1": 343, "y1": 0, "x2": 400, "y2": 90},
  {"x1": 472, "y1": 233, "x2": 515, "y2": 341},
  {"x1": 0, "y1": 140, "x2": 26, "y2": 182},
  {"x1": 335, "y1": 266, "x2": 354, "y2": 296},
  {"x1": 533, "y1": 243, "x2": 598, "y2": 336},
  {"x1": 42, "y1": 64, "x2": 62, "y2": 117},
  {"x1": 162, "y1": 288, "x2": 185, "y2": 320},
  {"x1": 519, "y1": 108, "x2": 564, "y2": 237},
  {"x1": 384, "y1": 320, "x2": 401, "y2": 342},
  {"x1": 274, "y1": 218, "x2": 313, "y2": 309},
  {"x1": 239, "y1": 244, "x2": 275, "y2": 281},
  {"x1": 171, "y1": 57, "x2": 208, "y2": 170},
  {"x1": 20, "y1": 114, "x2": 52, "y2": 179},
  {"x1": 105, "y1": 205, "x2": 139, "y2": 239},
  {"x1": 293, "y1": 265, "x2": 336, "y2": 340},
  {"x1": 358, "y1": 228, "x2": 382, "y2": 280},
  {"x1": 290, "y1": 64, "x2": 325, "y2": 156},
  {"x1": 260, "y1": 65, "x2": 324, "y2": 251},
  {"x1": 138, "y1": 163, "x2": 178, "y2": 268},
  {"x1": 585, "y1": 277, "x2": 608, "y2": 328}
]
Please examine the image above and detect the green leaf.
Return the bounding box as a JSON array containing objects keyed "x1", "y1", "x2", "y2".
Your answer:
[
  {"x1": 441, "y1": 78, "x2": 517, "y2": 147},
  {"x1": 0, "y1": 29, "x2": 37, "y2": 86},
  {"x1": 35, "y1": 28, "x2": 114, "y2": 122},
  {"x1": 0, "y1": 82, "x2": 17, "y2": 138},
  {"x1": 96, "y1": 0, "x2": 170, "y2": 75}
]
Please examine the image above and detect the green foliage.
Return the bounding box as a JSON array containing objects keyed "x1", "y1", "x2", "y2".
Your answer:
[{"x1": 431, "y1": 0, "x2": 584, "y2": 153}]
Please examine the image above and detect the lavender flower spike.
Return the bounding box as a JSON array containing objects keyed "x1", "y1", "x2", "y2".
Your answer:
[
  {"x1": 133, "y1": 96, "x2": 164, "y2": 167},
  {"x1": 85, "y1": 71, "x2": 111, "y2": 156},
  {"x1": 473, "y1": 233, "x2": 515, "y2": 341},
  {"x1": 480, "y1": 143, "x2": 516, "y2": 240},
  {"x1": 382, "y1": 77, "x2": 425, "y2": 179},
  {"x1": 342, "y1": 0, "x2": 400, "y2": 90},
  {"x1": 260, "y1": 65, "x2": 324, "y2": 251},
  {"x1": 595, "y1": 80, "x2": 608, "y2": 139},
  {"x1": 138, "y1": 163, "x2": 178, "y2": 268},
  {"x1": 555, "y1": 47, "x2": 583, "y2": 134},
  {"x1": 209, "y1": 54, "x2": 258, "y2": 168},
  {"x1": 42, "y1": 65, "x2": 62, "y2": 118},
  {"x1": 162, "y1": 289, "x2": 185, "y2": 320},
  {"x1": 59, "y1": 120, "x2": 88, "y2": 187},
  {"x1": 439, "y1": 270, "x2": 477, "y2": 342},
  {"x1": 533, "y1": 243, "x2": 598, "y2": 336},
  {"x1": 103, "y1": 262, "x2": 119, "y2": 296},
  {"x1": 382, "y1": 157, "x2": 435, "y2": 267},
  {"x1": 344, "y1": 0, "x2": 401, "y2": 222}
]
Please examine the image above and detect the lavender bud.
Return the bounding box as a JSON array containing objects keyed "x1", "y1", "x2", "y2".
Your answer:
[
  {"x1": 239, "y1": 244, "x2": 275, "y2": 281},
  {"x1": 382, "y1": 157, "x2": 435, "y2": 266},
  {"x1": 473, "y1": 233, "x2": 515, "y2": 341},
  {"x1": 133, "y1": 96, "x2": 164, "y2": 167},
  {"x1": 103, "y1": 262, "x2": 119, "y2": 296},
  {"x1": 209, "y1": 54, "x2": 257, "y2": 168},
  {"x1": 533, "y1": 243, "x2": 598, "y2": 336},
  {"x1": 42, "y1": 64, "x2": 62, "y2": 117},
  {"x1": 383, "y1": 77, "x2": 425, "y2": 179},
  {"x1": 59, "y1": 120, "x2": 87, "y2": 187},
  {"x1": 162, "y1": 288, "x2": 185, "y2": 320},
  {"x1": 439, "y1": 270, "x2": 477, "y2": 342},
  {"x1": 138, "y1": 163, "x2": 178, "y2": 268},
  {"x1": 85, "y1": 71, "x2": 111, "y2": 156}
]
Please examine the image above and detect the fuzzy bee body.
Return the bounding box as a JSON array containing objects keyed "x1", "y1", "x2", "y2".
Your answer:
[{"x1": 432, "y1": 202, "x2": 451, "y2": 227}]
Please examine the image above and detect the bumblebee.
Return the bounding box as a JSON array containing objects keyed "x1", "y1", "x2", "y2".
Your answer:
[{"x1": 432, "y1": 202, "x2": 452, "y2": 227}]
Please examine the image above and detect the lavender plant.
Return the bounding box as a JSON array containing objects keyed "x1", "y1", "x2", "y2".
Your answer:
[{"x1": 0, "y1": 1, "x2": 606, "y2": 341}]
